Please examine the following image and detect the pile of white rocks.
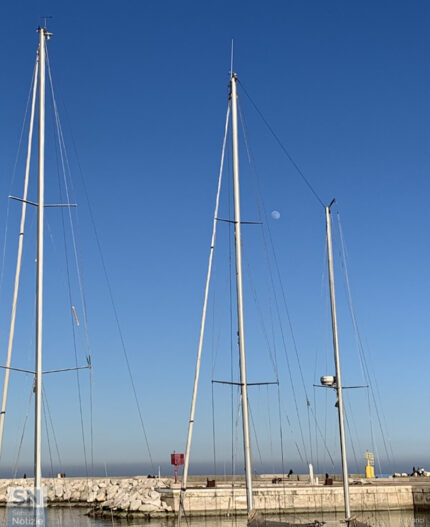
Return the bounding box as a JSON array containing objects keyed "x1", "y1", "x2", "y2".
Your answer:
[
  {"x1": 90, "y1": 477, "x2": 172, "y2": 516},
  {"x1": 0, "y1": 477, "x2": 173, "y2": 517}
]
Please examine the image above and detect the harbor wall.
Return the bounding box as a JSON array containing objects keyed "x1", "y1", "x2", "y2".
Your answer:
[
  {"x1": 0, "y1": 476, "x2": 429, "y2": 517},
  {"x1": 160, "y1": 483, "x2": 415, "y2": 516}
]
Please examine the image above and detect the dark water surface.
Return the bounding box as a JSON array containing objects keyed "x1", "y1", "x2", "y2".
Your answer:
[{"x1": 2, "y1": 508, "x2": 430, "y2": 527}]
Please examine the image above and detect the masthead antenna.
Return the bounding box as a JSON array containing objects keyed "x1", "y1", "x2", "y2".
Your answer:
[
  {"x1": 230, "y1": 39, "x2": 234, "y2": 76},
  {"x1": 40, "y1": 15, "x2": 53, "y2": 28}
]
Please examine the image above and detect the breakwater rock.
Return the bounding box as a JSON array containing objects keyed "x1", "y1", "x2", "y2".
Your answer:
[{"x1": 0, "y1": 477, "x2": 173, "y2": 518}]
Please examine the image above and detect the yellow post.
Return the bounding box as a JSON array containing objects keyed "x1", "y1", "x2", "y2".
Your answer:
[
  {"x1": 365, "y1": 464, "x2": 375, "y2": 478},
  {"x1": 365, "y1": 451, "x2": 375, "y2": 478}
]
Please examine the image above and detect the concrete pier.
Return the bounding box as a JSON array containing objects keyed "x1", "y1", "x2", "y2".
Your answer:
[
  {"x1": 0, "y1": 474, "x2": 429, "y2": 518},
  {"x1": 160, "y1": 482, "x2": 415, "y2": 516},
  {"x1": 159, "y1": 475, "x2": 430, "y2": 517}
]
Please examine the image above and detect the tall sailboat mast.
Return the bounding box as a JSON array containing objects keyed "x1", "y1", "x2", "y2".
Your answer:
[
  {"x1": 230, "y1": 72, "x2": 253, "y2": 512},
  {"x1": 35, "y1": 25, "x2": 49, "y2": 492},
  {"x1": 325, "y1": 200, "x2": 351, "y2": 520}
]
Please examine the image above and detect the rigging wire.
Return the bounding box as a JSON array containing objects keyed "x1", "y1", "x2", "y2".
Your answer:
[
  {"x1": 283, "y1": 411, "x2": 306, "y2": 466},
  {"x1": 45, "y1": 50, "x2": 154, "y2": 473},
  {"x1": 237, "y1": 98, "x2": 310, "y2": 464},
  {"x1": 311, "y1": 251, "x2": 330, "y2": 473},
  {"x1": 238, "y1": 96, "x2": 315, "y2": 411},
  {"x1": 233, "y1": 395, "x2": 242, "y2": 473},
  {"x1": 180, "y1": 103, "x2": 231, "y2": 511},
  {"x1": 312, "y1": 386, "x2": 319, "y2": 473},
  {"x1": 12, "y1": 383, "x2": 34, "y2": 479},
  {"x1": 241, "y1": 247, "x2": 310, "y2": 469},
  {"x1": 232, "y1": 95, "x2": 307, "y2": 477},
  {"x1": 306, "y1": 403, "x2": 335, "y2": 468},
  {"x1": 239, "y1": 246, "x2": 281, "y2": 467},
  {"x1": 0, "y1": 54, "x2": 39, "y2": 469},
  {"x1": 366, "y1": 389, "x2": 379, "y2": 474},
  {"x1": 319, "y1": 238, "x2": 333, "y2": 470},
  {"x1": 54, "y1": 110, "x2": 95, "y2": 475},
  {"x1": 214, "y1": 125, "x2": 240, "y2": 483},
  {"x1": 43, "y1": 386, "x2": 63, "y2": 472},
  {"x1": 266, "y1": 385, "x2": 275, "y2": 473},
  {"x1": 248, "y1": 401, "x2": 263, "y2": 467},
  {"x1": 46, "y1": 47, "x2": 94, "y2": 429},
  {"x1": 345, "y1": 394, "x2": 366, "y2": 473},
  {"x1": 211, "y1": 382, "x2": 217, "y2": 476},
  {"x1": 237, "y1": 80, "x2": 325, "y2": 209},
  {"x1": 336, "y1": 212, "x2": 394, "y2": 469},
  {"x1": 84, "y1": 209, "x2": 151, "y2": 468},
  {"x1": 0, "y1": 62, "x2": 38, "y2": 308},
  {"x1": 343, "y1": 401, "x2": 360, "y2": 473},
  {"x1": 55, "y1": 123, "x2": 95, "y2": 474},
  {"x1": 46, "y1": 51, "x2": 89, "y2": 477},
  {"x1": 322, "y1": 380, "x2": 328, "y2": 469},
  {"x1": 227, "y1": 140, "x2": 238, "y2": 483},
  {"x1": 42, "y1": 394, "x2": 54, "y2": 477},
  {"x1": 276, "y1": 385, "x2": 286, "y2": 477},
  {"x1": 242, "y1": 248, "x2": 278, "y2": 378}
]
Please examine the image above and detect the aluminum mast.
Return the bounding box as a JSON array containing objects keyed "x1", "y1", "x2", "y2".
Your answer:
[
  {"x1": 35, "y1": 25, "x2": 49, "y2": 495},
  {"x1": 231, "y1": 72, "x2": 253, "y2": 512},
  {"x1": 325, "y1": 200, "x2": 351, "y2": 520}
]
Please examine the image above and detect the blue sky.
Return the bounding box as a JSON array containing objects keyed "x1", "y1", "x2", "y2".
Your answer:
[{"x1": 0, "y1": 0, "x2": 429, "y2": 478}]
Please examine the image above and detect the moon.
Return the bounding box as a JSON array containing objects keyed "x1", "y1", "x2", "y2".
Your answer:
[{"x1": 271, "y1": 210, "x2": 280, "y2": 220}]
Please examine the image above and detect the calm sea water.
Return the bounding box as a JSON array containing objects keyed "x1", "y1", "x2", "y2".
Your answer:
[{"x1": 1, "y1": 508, "x2": 430, "y2": 527}]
